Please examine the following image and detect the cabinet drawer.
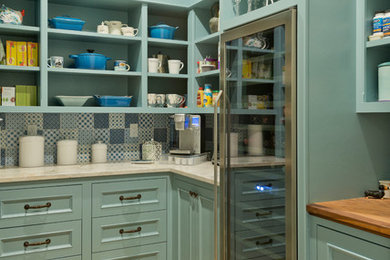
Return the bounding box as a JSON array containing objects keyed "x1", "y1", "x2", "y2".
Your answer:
[
  {"x1": 54, "y1": 256, "x2": 81, "y2": 260},
  {"x1": 92, "y1": 243, "x2": 167, "y2": 260},
  {"x1": 92, "y1": 210, "x2": 167, "y2": 252},
  {"x1": 92, "y1": 179, "x2": 167, "y2": 217},
  {"x1": 0, "y1": 220, "x2": 81, "y2": 259},
  {"x1": 234, "y1": 167, "x2": 285, "y2": 184},
  {"x1": 235, "y1": 226, "x2": 285, "y2": 259},
  {"x1": 0, "y1": 185, "x2": 82, "y2": 228}
]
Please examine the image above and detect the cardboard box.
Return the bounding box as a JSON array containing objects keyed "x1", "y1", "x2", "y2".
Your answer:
[
  {"x1": 15, "y1": 85, "x2": 37, "y2": 106},
  {"x1": 6, "y1": 41, "x2": 17, "y2": 66},
  {"x1": 16, "y1": 41, "x2": 27, "y2": 66},
  {"x1": 27, "y1": 42, "x2": 38, "y2": 67},
  {"x1": 1, "y1": 87, "x2": 16, "y2": 106},
  {"x1": 242, "y1": 59, "x2": 252, "y2": 79}
]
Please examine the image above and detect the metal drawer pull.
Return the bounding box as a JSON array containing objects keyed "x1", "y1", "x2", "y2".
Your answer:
[
  {"x1": 119, "y1": 226, "x2": 142, "y2": 234},
  {"x1": 24, "y1": 239, "x2": 51, "y2": 247},
  {"x1": 189, "y1": 191, "x2": 198, "y2": 198},
  {"x1": 119, "y1": 194, "x2": 141, "y2": 201},
  {"x1": 24, "y1": 202, "x2": 51, "y2": 210},
  {"x1": 256, "y1": 238, "x2": 273, "y2": 246},
  {"x1": 256, "y1": 211, "x2": 272, "y2": 217}
]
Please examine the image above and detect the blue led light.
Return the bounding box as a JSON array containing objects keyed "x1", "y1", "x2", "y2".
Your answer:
[{"x1": 255, "y1": 185, "x2": 272, "y2": 192}]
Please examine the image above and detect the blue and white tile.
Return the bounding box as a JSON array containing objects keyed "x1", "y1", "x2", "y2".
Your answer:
[
  {"x1": 43, "y1": 129, "x2": 61, "y2": 147},
  {"x1": 0, "y1": 113, "x2": 6, "y2": 130},
  {"x1": 25, "y1": 113, "x2": 43, "y2": 130},
  {"x1": 139, "y1": 128, "x2": 153, "y2": 143},
  {"x1": 94, "y1": 129, "x2": 110, "y2": 144},
  {"x1": 129, "y1": 144, "x2": 140, "y2": 160},
  {"x1": 43, "y1": 113, "x2": 60, "y2": 129},
  {"x1": 94, "y1": 113, "x2": 109, "y2": 129},
  {"x1": 153, "y1": 114, "x2": 169, "y2": 128},
  {"x1": 125, "y1": 113, "x2": 138, "y2": 127},
  {"x1": 60, "y1": 129, "x2": 78, "y2": 140},
  {"x1": 108, "y1": 144, "x2": 126, "y2": 161},
  {"x1": 125, "y1": 128, "x2": 138, "y2": 144},
  {"x1": 4, "y1": 129, "x2": 23, "y2": 148},
  {"x1": 77, "y1": 113, "x2": 94, "y2": 129},
  {"x1": 78, "y1": 145, "x2": 91, "y2": 163},
  {"x1": 78, "y1": 129, "x2": 94, "y2": 145},
  {"x1": 110, "y1": 129, "x2": 125, "y2": 144},
  {"x1": 139, "y1": 114, "x2": 153, "y2": 129},
  {"x1": 44, "y1": 145, "x2": 56, "y2": 165},
  {"x1": 1, "y1": 148, "x2": 5, "y2": 167},
  {"x1": 5, "y1": 147, "x2": 18, "y2": 166},
  {"x1": 61, "y1": 113, "x2": 77, "y2": 129},
  {"x1": 154, "y1": 128, "x2": 167, "y2": 143},
  {"x1": 109, "y1": 113, "x2": 125, "y2": 129},
  {"x1": 5, "y1": 113, "x2": 25, "y2": 130}
]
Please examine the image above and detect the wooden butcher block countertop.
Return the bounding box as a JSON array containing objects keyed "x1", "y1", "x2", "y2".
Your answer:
[{"x1": 307, "y1": 197, "x2": 390, "y2": 238}]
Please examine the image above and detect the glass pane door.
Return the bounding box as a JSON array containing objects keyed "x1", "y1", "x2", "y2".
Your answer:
[{"x1": 219, "y1": 9, "x2": 296, "y2": 260}]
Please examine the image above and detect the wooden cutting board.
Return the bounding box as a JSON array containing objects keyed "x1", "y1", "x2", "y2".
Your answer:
[{"x1": 307, "y1": 197, "x2": 390, "y2": 238}]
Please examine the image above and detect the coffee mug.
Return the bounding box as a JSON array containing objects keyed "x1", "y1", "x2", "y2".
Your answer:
[
  {"x1": 155, "y1": 94, "x2": 166, "y2": 107},
  {"x1": 148, "y1": 58, "x2": 162, "y2": 73},
  {"x1": 147, "y1": 93, "x2": 157, "y2": 107},
  {"x1": 47, "y1": 56, "x2": 64, "y2": 68},
  {"x1": 166, "y1": 94, "x2": 186, "y2": 108},
  {"x1": 114, "y1": 60, "x2": 130, "y2": 71},
  {"x1": 168, "y1": 59, "x2": 184, "y2": 74},
  {"x1": 121, "y1": 26, "x2": 138, "y2": 36}
]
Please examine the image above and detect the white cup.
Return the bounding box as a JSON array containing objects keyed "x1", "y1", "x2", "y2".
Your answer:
[
  {"x1": 148, "y1": 58, "x2": 162, "y2": 73},
  {"x1": 168, "y1": 59, "x2": 184, "y2": 74},
  {"x1": 166, "y1": 94, "x2": 186, "y2": 108},
  {"x1": 156, "y1": 94, "x2": 166, "y2": 107},
  {"x1": 148, "y1": 93, "x2": 157, "y2": 107},
  {"x1": 121, "y1": 26, "x2": 138, "y2": 36},
  {"x1": 47, "y1": 56, "x2": 64, "y2": 68}
]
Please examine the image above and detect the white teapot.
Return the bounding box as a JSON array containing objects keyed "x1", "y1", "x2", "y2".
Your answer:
[{"x1": 104, "y1": 20, "x2": 127, "y2": 35}]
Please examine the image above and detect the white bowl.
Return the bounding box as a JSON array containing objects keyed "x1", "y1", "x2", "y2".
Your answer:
[
  {"x1": 56, "y1": 96, "x2": 92, "y2": 106},
  {"x1": 201, "y1": 64, "x2": 216, "y2": 72}
]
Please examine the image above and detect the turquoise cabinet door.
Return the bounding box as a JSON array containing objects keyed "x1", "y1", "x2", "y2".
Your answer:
[
  {"x1": 317, "y1": 226, "x2": 390, "y2": 260},
  {"x1": 177, "y1": 186, "x2": 192, "y2": 260},
  {"x1": 196, "y1": 193, "x2": 214, "y2": 260},
  {"x1": 92, "y1": 243, "x2": 167, "y2": 260}
]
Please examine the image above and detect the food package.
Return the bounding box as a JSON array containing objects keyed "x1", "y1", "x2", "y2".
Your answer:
[
  {"x1": 16, "y1": 85, "x2": 37, "y2": 106},
  {"x1": 0, "y1": 4, "x2": 24, "y2": 25},
  {"x1": 6, "y1": 40, "x2": 16, "y2": 65},
  {"x1": 16, "y1": 41, "x2": 27, "y2": 66},
  {"x1": 242, "y1": 59, "x2": 252, "y2": 79},
  {"x1": 0, "y1": 38, "x2": 5, "y2": 65},
  {"x1": 27, "y1": 42, "x2": 38, "y2": 66},
  {"x1": 1, "y1": 86, "x2": 15, "y2": 106}
]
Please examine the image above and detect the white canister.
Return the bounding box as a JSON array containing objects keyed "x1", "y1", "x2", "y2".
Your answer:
[
  {"x1": 379, "y1": 180, "x2": 390, "y2": 199},
  {"x1": 92, "y1": 141, "x2": 107, "y2": 163},
  {"x1": 57, "y1": 140, "x2": 78, "y2": 165},
  {"x1": 97, "y1": 22, "x2": 109, "y2": 34},
  {"x1": 248, "y1": 125, "x2": 264, "y2": 156},
  {"x1": 378, "y1": 62, "x2": 390, "y2": 101},
  {"x1": 19, "y1": 136, "x2": 44, "y2": 168}
]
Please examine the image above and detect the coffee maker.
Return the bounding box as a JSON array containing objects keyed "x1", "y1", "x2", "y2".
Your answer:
[{"x1": 170, "y1": 114, "x2": 201, "y2": 155}]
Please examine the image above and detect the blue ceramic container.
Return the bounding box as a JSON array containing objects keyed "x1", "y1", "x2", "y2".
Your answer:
[
  {"x1": 49, "y1": 16, "x2": 85, "y2": 31},
  {"x1": 94, "y1": 95, "x2": 133, "y2": 107},
  {"x1": 69, "y1": 52, "x2": 111, "y2": 70},
  {"x1": 149, "y1": 24, "x2": 178, "y2": 39}
]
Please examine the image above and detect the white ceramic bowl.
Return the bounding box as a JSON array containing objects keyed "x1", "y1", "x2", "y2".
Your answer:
[
  {"x1": 56, "y1": 96, "x2": 92, "y2": 106},
  {"x1": 201, "y1": 64, "x2": 216, "y2": 72}
]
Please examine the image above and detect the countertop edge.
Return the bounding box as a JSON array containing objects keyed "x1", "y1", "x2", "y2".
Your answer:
[{"x1": 307, "y1": 203, "x2": 390, "y2": 239}]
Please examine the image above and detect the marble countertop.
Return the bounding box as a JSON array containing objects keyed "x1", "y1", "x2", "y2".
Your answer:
[{"x1": 0, "y1": 156, "x2": 285, "y2": 185}]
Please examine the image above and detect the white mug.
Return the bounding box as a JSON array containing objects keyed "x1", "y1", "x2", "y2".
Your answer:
[
  {"x1": 156, "y1": 94, "x2": 165, "y2": 107},
  {"x1": 121, "y1": 26, "x2": 138, "y2": 36},
  {"x1": 147, "y1": 93, "x2": 157, "y2": 107},
  {"x1": 114, "y1": 60, "x2": 130, "y2": 71},
  {"x1": 166, "y1": 94, "x2": 186, "y2": 108},
  {"x1": 47, "y1": 56, "x2": 64, "y2": 68},
  {"x1": 148, "y1": 58, "x2": 162, "y2": 73},
  {"x1": 168, "y1": 59, "x2": 184, "y2": 74}
]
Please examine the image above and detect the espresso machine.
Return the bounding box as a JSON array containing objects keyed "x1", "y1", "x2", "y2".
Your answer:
[{"x1": 170, "y1": 114, "x2": 201, "y2": 155}]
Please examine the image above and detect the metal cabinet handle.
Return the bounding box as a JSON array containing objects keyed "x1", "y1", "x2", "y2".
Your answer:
[
  {"x1": 255, "y1": 210, "x2": 272, "y2": 217},
  {"x1": 24, "y1": 239, "x2": 51, "y2": 247},
  {"x1": 119, "y1": 226, "x2": 142, "y2": 234},
  {"x1": 24, "y1": 202, "x2": 51, "y2": 210},
  {"x1": 256, "y1": 238, "x2": 273, "y2": 246},
  {"x1": 189, "y1": 191, "x2": 198, "y2": 198},
  {"x1": 119, "y1": 194, "x2": 141, "y2": 201}
]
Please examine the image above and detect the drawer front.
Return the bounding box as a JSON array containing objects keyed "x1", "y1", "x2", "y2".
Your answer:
[
  {"x1": 0, "y1": 220, "x2": 81, "y2": 259},
  {"x1": 92, "y1": 211, "x2": 167, "y2": 252},
  {"x1": 234, "y1": 167, "x2": 285, "y2": 184},
  {"x1": 92, "y1": 179, "x2": 167, "y2": 217},
  {"x1": 92, "y1": 243, "x2": 167, "y2": 260},
  {"x1": 0, "y1": 185, "x2": 82, "y2": 228},
  {"x1": 237, "y1": 186, "x2": 285, "y2": 202},
  {"x1": 235, "y1": 226, "x2": 285, "y2": 259},
  {"x1": 54, "y1": 256, "x2": 81, "y2": 260}
]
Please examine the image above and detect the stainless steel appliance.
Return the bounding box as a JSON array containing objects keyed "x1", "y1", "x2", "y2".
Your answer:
[
  {"x1": 214, "y1": 9, "x2": 297, "y2": 260},
  {"x1": 170, "y1": 114, "x2": 201, "y2": 155}
]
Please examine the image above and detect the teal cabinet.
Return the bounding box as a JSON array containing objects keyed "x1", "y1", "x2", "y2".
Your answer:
[
  {"x1": 174, "y1": 178, "x2": 215, "y2": 260},
  {"x1": 317, "y1": 226, "x2": 390, "y2": 260},
  {"x1": 92, "y1": 243, "x2": 167, "y2": 260}
]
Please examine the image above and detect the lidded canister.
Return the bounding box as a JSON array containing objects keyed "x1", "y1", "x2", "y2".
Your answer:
[
  {"x1": 378, "y1": 62, "x2": 390, "y2": 101},
  {"x1": 57, "y1": 140, "x2": 78, "y2": 165},
  {"x1": 92, "y1": 141, "x2": 107, "y2": 163},
  {"x1": 19, "y1": 136, "x2": 44, "y2": 168},
  {"x1": 142, "y1": 139, "x2": 162, "y2": 161}
]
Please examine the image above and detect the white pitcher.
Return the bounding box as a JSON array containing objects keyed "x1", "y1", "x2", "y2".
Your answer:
[{"x1": 104, "y1": 21, "x2": 125, "y2": 35}]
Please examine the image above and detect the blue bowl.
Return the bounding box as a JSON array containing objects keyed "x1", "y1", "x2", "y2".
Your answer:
[
  {"x1": 149, "y1": 24, "x2": 178, "y2": 39},
  {"x1": 94, "y1": 95, "x2": 132, "y2": 107},
  {"x1": 49, "y1": 16, "x2": 85, "y2": 31}
]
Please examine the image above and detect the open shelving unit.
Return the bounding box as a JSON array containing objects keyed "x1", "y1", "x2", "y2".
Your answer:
[{"x1": 356, "y1": 0, "x2": 390, "y2": 113}]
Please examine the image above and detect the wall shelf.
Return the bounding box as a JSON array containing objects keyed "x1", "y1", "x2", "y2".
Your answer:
[
  {"x1": 0, "y1": 24, "x2": 39, "y2": 36},
  {"x1": 195, "y1": 70, "x2": 220, "y2": 78},
  {"x1": 0, "y1": 65, "x2": 40, "y2": 72},
  {"x1": 227, "y1": 45, "x2": 275, "y2": 54},
  {"x1": 366, "y1": 38, "x2": 390, "y2": 49},
  {"x1": 48, "y1": 68, "x2": 142, "y2": 77},
  {"x1": 47, "y1": 28, "x2": 142, "y2": 44},
  {"x1": 228, "y1": 78, "x2": 275, "y2": 84},
  {"x1": 148, "y1": 38, "x2": 188, "y2": 48},
  {"x1": 194, "y1": 32, "x2": 220, "y2": 45},
  {"x1": 148, "y1": 73, "x2": 188, "y2": 79},
  {"x1": 231, "y1": 108, "x2": 278, "y2": 115}
]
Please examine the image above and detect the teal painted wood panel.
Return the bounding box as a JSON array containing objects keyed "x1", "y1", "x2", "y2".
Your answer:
[
  {"x1": 54, "y1": 256, "x2": 81, "y2": 260},
  {"x1": 0, "y1": 185, "x2": 82, "y2": 228},
  {"x1": 92, "y1": 210, "x2": 167, "y2": 253},
  {"x1": 0, "y1": 220, "x2": 81, "y2": 259},
  {"x1": 92, "y1": 178, "x2": 167, "y2": 217},
  {"x1": 177, "y1": 187, "x2": 192, "y2": 260},
  {"x1": 92, "y1": 243, "x2": 167, "y2": 260},
  {"x1": 317, "y1": 226, "x2": 390, "y2": 260}
]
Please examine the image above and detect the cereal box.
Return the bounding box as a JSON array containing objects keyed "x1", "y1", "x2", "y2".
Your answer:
[
  {"x1": 6, "y1": 41, "x2": 17, "y2": 66},
  {"x1": 27, "y1": 42, "x2": 38, "y2": 67},
  {"x1": 1, "y1": 87, "x2": 16, "y2": 106},
  {"x1": 16, "y1": 41, "x2": 27, "y2": 66}
]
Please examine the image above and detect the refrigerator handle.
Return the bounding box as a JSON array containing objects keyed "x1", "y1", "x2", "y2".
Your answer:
[{"x1": 213, "y1": 90, "x2": 223, "y2": 260}]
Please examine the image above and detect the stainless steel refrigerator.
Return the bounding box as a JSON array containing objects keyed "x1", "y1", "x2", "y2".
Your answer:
[{"x1": 214, "y1": 8, "x2": 297, "y2": 260}]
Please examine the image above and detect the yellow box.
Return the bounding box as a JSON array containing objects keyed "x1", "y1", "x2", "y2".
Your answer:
[
  {"x1": 27, "y1": 42, "x2": 39, "y2": 67},
  {"x1": 242, "y1": 59, "x2": 252, "y2": 79},
  {"x1": 16, "y1": 41, "x2": 27, "y2": 66},
  {"x1": 6, "y1": 41, "x2": 17, "y2": 66}
]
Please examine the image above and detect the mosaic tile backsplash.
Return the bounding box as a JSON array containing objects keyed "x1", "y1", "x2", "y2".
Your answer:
[{"x1": 0, "y1": 113, "x2": 172, "y2": 167}]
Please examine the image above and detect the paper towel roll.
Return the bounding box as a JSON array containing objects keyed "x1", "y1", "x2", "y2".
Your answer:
[
  {"x1": 248, "y1": 125, "x2": 263, "y2": 156},
  {"x1": 230, "y1": 133, "x2": 238, "y2": 157},
  {"x1": 19, "y1": 136, "x2": 44, "y2": 168},
  {"x1": 92, "y1": 141, "x2": 107, "y2": 163},
  {"x1": 57, "y1": 140, "x2": 78, "y2": 165}
]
